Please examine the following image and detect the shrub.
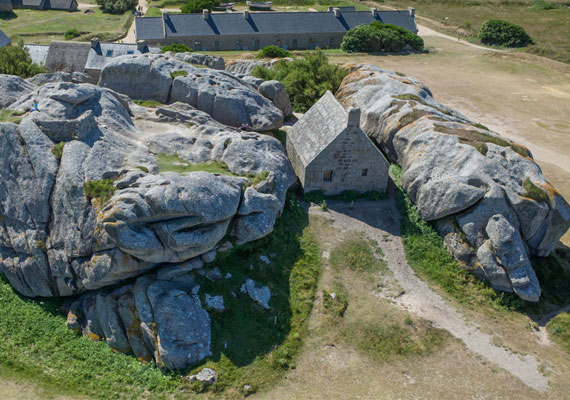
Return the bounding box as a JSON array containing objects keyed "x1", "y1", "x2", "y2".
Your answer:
[
  {"x1": 478, "y1": 19, "x2": 533, "y2": 47},
  {"x1": 251, "y1": 49, "x2": 347, "y2": 112},
  {"x1": 257, "y1": 45, "x2": 291, "y2": 59},
  {"x1": 64, "y1": 28, "x2": 81, "y2": 40},
  {"x1": 341, "y1": 22, "x2": 424, "y2": 53},
  {"x1": 96, "y1": 0, "x2": 137, "y2": 14},
  {"x1": 0, "y1": 40, "x2": 44, "y2": 78},
  {"x1": 51, "y1": 142, "x2": 65, "y2": 159},
  {"x1": 181, "y1": 0, "x2": 220, "y2": 13},
  {"x1": 170, "y1": 70, "x2": 189, "y2": 78},
  {"x1": 84, "y1": 179, "x2": 116, "y2": 203},
  {"x1": 160, "y1": 43, "x2": 194, "y2": 53}
]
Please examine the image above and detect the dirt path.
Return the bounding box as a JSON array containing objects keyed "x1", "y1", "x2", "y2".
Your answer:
[
  {"x1": 121, "y1": 0, "x2": 147, "y2": 43},
  {"x1": 309, "y1": 200, "x2": 549, "y2": 391},
  {"x1": 416, "y1": 24, "x2": 502, "y2": 53}
]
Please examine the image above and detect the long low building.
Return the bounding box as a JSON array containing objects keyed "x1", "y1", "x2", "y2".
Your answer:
[{"x1": 136, "y1": 8, "x2": 417, "y2": 51}]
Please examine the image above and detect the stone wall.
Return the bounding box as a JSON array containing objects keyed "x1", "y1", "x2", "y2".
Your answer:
[
  {"x1": 304, "y1": 126, "x2": 389, "y2": 195},
  {"x1": 144, "y1": 32, "x2": 346, "y2": 52}
]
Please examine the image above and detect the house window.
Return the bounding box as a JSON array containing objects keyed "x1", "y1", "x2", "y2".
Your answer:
[
  {"x1": 323, "y1": 170, "x2": 333, "y2": 182},
  {"x1": 105, "y1": 50, "x2": 113, "y2": 57},
  {"x1": 362, "y1": 168, "x2": 368, "y2": 177},
  {"x1": 127, "y1": 50, "x2": 134, "y2": 55},
  {"x1": 292, "y1": 38, "x2": 298, "y2": 49},
  {"x1": 253, "y1": 39, "x2": 260, "y2": 50},
  {"x1": 329, "y1": 37, "x2": 335, "y2": 46},
  {"x1": 214, "y1": 40, "x2": 220, "y2": 50}
]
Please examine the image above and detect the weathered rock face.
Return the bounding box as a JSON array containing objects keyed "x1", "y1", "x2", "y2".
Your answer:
[
  {"x1": 0, "y1": 78, "x2": 296, "y2": 368},
  {"x1": 226, "y1": 58, "x2": 289, "y2": 76},
  {"x1": 0, "y1": 74, "x2": 35, "y2": 109},
  {"x1": 172, "y1": 52, "x2": 226, "y2": 70},
  {"x1": 258, "y1": 80, "x2": 292, "y2": 117},
  {"x1": 98, "y1": 54, "x2": 284, "y2": 131},
  {"x1": 336, "y1": 64, "x2": 570, "y2": 302}
]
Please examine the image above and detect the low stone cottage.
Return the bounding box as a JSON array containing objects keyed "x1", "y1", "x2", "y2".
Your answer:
[{"x1": 286, "y1": 91, "x2": 389, "y2": 195}]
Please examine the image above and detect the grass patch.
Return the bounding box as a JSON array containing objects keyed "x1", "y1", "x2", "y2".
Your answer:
[
  {"x1": 0, "y1": 193, "x2": 321, "y2": 398},
  {"x1": 170, "y1": 70, "x2": 189, "y2": 78},
  {"x1": 133, "y1": 99, "x2": 163, "y2": 108},
  {"x1": 0, "y1": 109, "x2": 26, "y2": 124},
  {"x1": 330, "y1": 234, "x2": 387, "y2": 274},
  {"x1": 145, "y1": 6, "x2": 163, "y2": 17},
  {"x1": 271, "y1": 129, "x2": 287, "y2": 146},
  {"x1": 322, "y1": 288, "x2": 348, "y2": 317},
  {"x1": 391, "y1": 163, "x2": 570, "y2": 314},
  {"x1": 547, "y1": 313, "x2": 570, "y2": 352},
  {"x1": 83, "y1": 178, "x2": 116, "y2": 203},
  {"x1": 522, "y1": 178, "x2": 549, "y2": 203},
  {"x1": 51, "y1": 141, "x2": 65, "y2": 160},
  {"x1": 0, "y1": 9, "x2": 131, "y2": 44}
]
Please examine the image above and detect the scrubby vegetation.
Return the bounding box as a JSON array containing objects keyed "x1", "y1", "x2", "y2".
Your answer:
[
  {"x1": 257, "y1": 45, "x2": 292, "y2": 59},
  {"x1": 64, "y1": 28, "x2": 81, "y2": 40},
  {"x1": 170, "y1": 70, "x2": 189, "y2": 78},
  {"x1": 341, "y1": 22, "x2": 424, "y2": 53},
  {"x1": 161, "y1": 43, "x2": 194, "y2": 53},
  {"x1": 133, "y1": 99, "x2": 163, "y2": 107},
  {"x1": 0, "y1": 40, "x2": 44, "y2": 78},
  {"x1": 0, "y1": 109, "x2": 27, "y2": 124},
  {"x1": 51, "y1": 142, "x2": 65, "y2": 160},
  {"x1": 181, "y1": 0, "x2": 220, "y2": 13},
  {"x1": 84, "y1": 179, "x2": 117, "y2": 203},
  {"x1": 523, "y1": 178, "x2": 549, "y2": 203},
  {"x1": 478, "y1": 19, "x2": 533, "y2": 47},
  {"x1": 0, "y1": 195, "x2": 320, "y2": 398},
  {"x1": 96, "y1": 0, "x2": 138, "y2": 14},
  {"x1": 323, "y1": 288, "x2": 348, "y2": 317},
  {"x1": 251, "y1": 49, "x2": 347, "y2": 112},
  {"x1": 330, "y1": 234, "x2": 387, "y2": 274},
  {"x1": 547, "y1": 313, "x2": 570, "y2": 352}
]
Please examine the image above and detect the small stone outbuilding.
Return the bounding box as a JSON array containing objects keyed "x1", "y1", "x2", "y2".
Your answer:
[{"x1": 286, "y1": 91, "x2": 389, "y2": 195}]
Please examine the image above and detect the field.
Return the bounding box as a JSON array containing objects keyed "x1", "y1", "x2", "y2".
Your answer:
[
  {"x1": 0, "y1": 8, "x2": 132, "y2": 43},
  {"x1": 374, "y1": 0, "x2": 570, "y2": 64}
]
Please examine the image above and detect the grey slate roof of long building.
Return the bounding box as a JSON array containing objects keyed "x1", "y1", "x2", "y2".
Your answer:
[
  {"x1": 85, "y1": 42, "x2": 160, "y2": 70},
  {"x1": 287, "y1": 90, "x2": 349, "y2": 167},
  {"x1": 136, "y1": 9, "x2": 417, "y2": 40}
]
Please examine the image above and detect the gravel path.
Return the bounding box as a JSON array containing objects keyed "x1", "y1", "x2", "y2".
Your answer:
[{"x1": 310, "y1": 198, "x2": 549, "y2": 391}]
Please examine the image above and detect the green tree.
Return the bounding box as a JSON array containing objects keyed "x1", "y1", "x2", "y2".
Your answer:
[
  {"x1": 181, "y1": 0, "x2": 220, "y2": 13},
  {"x1": 96, "y1": 0, "x2": 137, "y2": 14},
  {"x1": 252, "y1": 49, "x2": 347, "y2": 112},
  {"x1": 341, "y1": 22, "x2": 424, "y2": 53},
  {"x1": 0, "y1": 39, "x2": 44, "y2": 78},
  {"x1": 479, "y1": 19, "x2": 533, "y2": 47}
]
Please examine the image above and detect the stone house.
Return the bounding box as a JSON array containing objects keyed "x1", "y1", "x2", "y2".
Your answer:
[
  {"x1": 286, "y1": 91, "x2": 389, "y2": 195},
  {"x1": 10, "y1": 0, "x2": 78, "y2": 11},
  {"x1": 135, "y1": 8, "x2": 417, "y2": 51}
]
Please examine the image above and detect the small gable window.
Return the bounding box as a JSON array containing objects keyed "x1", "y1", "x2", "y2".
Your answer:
[
  {"x1": 362, "y1": 168, "x2": 368, "y2": 177},
  {"x1": 323, "y1": 170, "x2": 333, "y2": 182},
  {"x1": 106, "y1": 50, "x2": 113, "y2": 57}
]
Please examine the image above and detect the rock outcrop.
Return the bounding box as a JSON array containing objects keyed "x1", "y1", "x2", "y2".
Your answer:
[
  {"x1": 98, "y1": 53, "x2": 284, "y2": 131},
  {"x1": 0, "y1": 76, "x2": 295, "y2": 368},
  {"x1": 336, "y1": 64, "x2": 570, "y2": 302},
  {"x1": 172, "y1": 52, "x2": 226, "y2": 70}
]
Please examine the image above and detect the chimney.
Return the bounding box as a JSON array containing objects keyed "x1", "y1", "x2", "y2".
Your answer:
[
  {"x1": 203, "y1": 9, "x2": 209, "y2": 19},
  {"x1": 162, "y1": 9, "x2": 168, "y2": 19},
  {"x1": 162, "y1": 10, "x2": 168, "y2": 37},
  {"x1": 333, "y1": 7, "x2": 340, "y2": 17},
  {"x1": 347, "y1": 107, "x2": 361, "y2": 128},
  {"x1": 137, "y1": 40, "x2": 146, "y2": 52},
  {"x1": 370, "y1": 7, "x2": 377, "y2": 17},
  {"x1": 90, "y1": 37, "x2": 99, "y2": 49},
  {"x1": 408, "y1": 7, "x2": 415, "y2": 17},
  {"x1": 243, "y1": 10, "x2": 249, "y2": 18}
]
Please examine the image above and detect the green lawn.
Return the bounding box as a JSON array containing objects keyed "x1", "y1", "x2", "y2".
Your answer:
[
  {"x1": 0, "y1": 8, "x2": 132, "y2": 43},
  {"x1": 381, "y1": 0, "x2": 570, "y2": 64}
]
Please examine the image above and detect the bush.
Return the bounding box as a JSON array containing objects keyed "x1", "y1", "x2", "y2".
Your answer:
[
  {"x1": 251, "y1": 49, "x2": 347, "y2": 112},
  {"x1": 96, "y1": 0, "x2": 137, "y2": 14},
  {"x1": 0, "y1": 40, "x2": 44, "y2": 78},
  {"x1": 160, "y1": 43, "x2": 194, "y2": 53},
  {"x1": 181, "y1": 0, "x2": 220, "y2": 13},
  {"x1": 341, "y1": 22, "x2": 424, "y2": 53},
  {"x1": 478, "y1": 19, "x2": 533, "y2": 47},
  {"x1": 64, "y1": 28, "x2": 81, "y2": 40},
  {"x1": 547, "y1": 313, "x2": 570, "y2": 352},
  {"x1": 257, "y1": 45, "x2": 291, "y2": 59}
]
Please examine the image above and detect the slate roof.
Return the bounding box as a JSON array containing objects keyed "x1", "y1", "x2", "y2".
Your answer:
[
  {"x1": 21, "y1": 0, "x2": 44, "y2": 7},
  {"x1": 85, "y1": 42, "x2": 159, "y2": 71},
  {"x1": 287, "y1": 90, "x2": 348, "y2": 167},
  {"x1": 136, "y1": 9, "x2": 417, "y2": 40},
  {"x1": 45, "y1": 41, "x2": 90, "y2": 72},
  {"x1": 25, "y1": 44, "x2": 49, "y2": 65},
  {"x1": 0, "y1": 28, "x2": 10, "y2": 48},
  {"x1": 44, "y1": 0, "x2": 78, "y2": 10}
]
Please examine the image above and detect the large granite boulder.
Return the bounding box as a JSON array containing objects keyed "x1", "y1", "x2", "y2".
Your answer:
[
  {"x1": 98, "y1": 53, "x2": 284, "y2": 131},
  {"x1": 172, "y1": 52, "x2": 226, "y2": 70},
  {"x1": 336, "y1": 64, "x2": 570, "y2": 302},
  {"x1": 0, "y1": 79, "x2": 295, "y2": 368},
  {"x1": 0, "y1": 74, "x2": 35, "y2": 109}
]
